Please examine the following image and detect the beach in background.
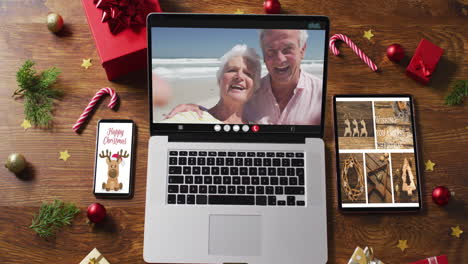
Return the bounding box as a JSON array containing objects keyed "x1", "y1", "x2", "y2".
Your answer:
[{"x1": 152, "y1": 58, "x2": 324, "y2": 122}]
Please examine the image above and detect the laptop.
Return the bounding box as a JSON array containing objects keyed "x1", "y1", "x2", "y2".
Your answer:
[{"x1": 144, "y1": 13, "x2": 329, "y2": 264}]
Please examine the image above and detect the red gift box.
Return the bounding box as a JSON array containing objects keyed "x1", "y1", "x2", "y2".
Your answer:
[
  {"x1": 81, "y1": 0, "x2": 162, "y2": 80},
  {"x1": 409, "y1": 255, "x2": 448, "y2": 264},
  {"x1": 406, "y1": 38, "x2": 444, "y2": 85}
]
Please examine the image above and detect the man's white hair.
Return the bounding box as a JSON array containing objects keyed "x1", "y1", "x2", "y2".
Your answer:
[
  {"x1": 259, "y1": 29, "x2": 308, "y2": 49},
  {"x1": 216, "y1": 44, "x2": 262, "y2": 90}
]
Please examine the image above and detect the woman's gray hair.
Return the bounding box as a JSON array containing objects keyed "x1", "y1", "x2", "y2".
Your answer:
[
  {"x1": 216, "y1": 44, "x2": 262, "y2": 91},
  {"x1": 259, "y1": 29, "x2": 308, "y2": 49}
]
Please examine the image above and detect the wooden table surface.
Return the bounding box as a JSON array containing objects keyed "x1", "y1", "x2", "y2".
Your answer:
[{"x1": 0, "y1": 0, "x2": 467, "y2": 263}]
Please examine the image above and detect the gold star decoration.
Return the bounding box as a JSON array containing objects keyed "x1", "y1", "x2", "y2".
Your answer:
[
  {"x1": 59, "y1": 150, "x2": 71, "y2": 162},
  {"x1": 81, "y1": 58, "x2": 92, "y2": 69},
  {"x1": 234, "y1": 9, "x2": 245, "y2": 14},
  {"x1": 396, "y1": 240, "x2": 409, "y2": 252},
  {"x1": 425, "y1": 160, "x2": 436, "y2": 171},
  {"x1": 88, "y1": 258, "x2": 97, "y2": 264},
  {"x1": 363, "y1": 29, "x2": 374, "y2": 40},
  {"x1": 21, "y1": 119, "x2": 32, "y2": 130},
  {"x1": 451, "y1": 226, "x2": 463, "y2": 238}
]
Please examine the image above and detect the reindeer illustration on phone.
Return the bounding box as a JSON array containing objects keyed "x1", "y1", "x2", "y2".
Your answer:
[{"x1": 99, "y1": 149, "x2": 129, "y2": 191}]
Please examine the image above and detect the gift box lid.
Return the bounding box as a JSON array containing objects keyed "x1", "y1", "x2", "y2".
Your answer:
[{"x1": 81, "y1": 0, "x2": 162, "y2": 64}]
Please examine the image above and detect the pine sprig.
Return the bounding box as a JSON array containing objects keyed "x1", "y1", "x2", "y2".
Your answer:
[
  {"x1": 29, "y1": 200, "x2": 80, "y2": 238},
  {"x1": 445, "y1": 80, "x2": 468, "y2": 106},
  {"x1": 14, "y1": 60, "x2": 61, "y2": 127}
]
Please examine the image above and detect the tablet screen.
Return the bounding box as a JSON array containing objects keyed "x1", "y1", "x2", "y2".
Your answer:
[{"x1": 334, "y1": 96, "x2": 421, "y2": 211}]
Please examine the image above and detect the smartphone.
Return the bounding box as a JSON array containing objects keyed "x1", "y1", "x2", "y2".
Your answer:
[
  {"x1": 333, "y1": 95, "x2": 422, "y2": 212},
  {"x1": 93, "y1": 119, "x2": 136, "y2": 198}
]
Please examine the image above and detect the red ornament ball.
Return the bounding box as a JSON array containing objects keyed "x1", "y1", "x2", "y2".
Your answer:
[
  {"x1": 87, "y1": 203, "x2": 106, "y2": 223},
  {"x1": 46, "y1": 12, "x2": 64, "y2": 33},
  {"x1": 386, "y1": 44, "x2": 405, "y2": 62},
  {"x1": 432, "y1": 186, "x2": 451, "y2": 206},
  {"x1": 264, "y1": 0, "x2": 281, "y2": 14}
]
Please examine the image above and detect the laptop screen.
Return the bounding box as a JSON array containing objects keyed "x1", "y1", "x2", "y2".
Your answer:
[{"x1": 149, "y1": 15, "x2": 328, "y2": 135}]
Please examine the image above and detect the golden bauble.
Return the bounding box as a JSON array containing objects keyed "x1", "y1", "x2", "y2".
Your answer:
[
  {"x1": 47, "y1": 13, "x2": 64, "y2": 33},
  {"x1": 5, "y1": 153, "x2": 26, "y2": 174}
]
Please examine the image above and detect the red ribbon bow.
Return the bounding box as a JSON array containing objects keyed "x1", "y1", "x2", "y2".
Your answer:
[
  {"x1": 93, "y1": 0, "x2": 155, "y2": 35},
  {"x1": 413, "y1": 56, "x2": 432, "y2": 77}
]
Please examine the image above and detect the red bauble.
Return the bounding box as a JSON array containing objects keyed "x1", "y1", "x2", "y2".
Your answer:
[
  {"x1": 264, "y1": 0, "x2": 281, "y2": 14},
  {"x1": 386, "y1": 44, "x2": 405, "y2": 62},
  {"x1": 432, "y1": 186, "x2": 451, "y2": 206},
  {"x1": 87, "y1": 203, "x2": 106, "y2": 223}
]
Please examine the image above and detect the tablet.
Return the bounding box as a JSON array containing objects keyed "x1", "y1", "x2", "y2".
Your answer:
[{"x1": 333, "y1": 95, "x2": 422, "y2": 212}]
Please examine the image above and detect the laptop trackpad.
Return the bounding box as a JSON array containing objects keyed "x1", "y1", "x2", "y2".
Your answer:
[{"x1": 209, "y1": 215, "x2": 262, "y2": 256}]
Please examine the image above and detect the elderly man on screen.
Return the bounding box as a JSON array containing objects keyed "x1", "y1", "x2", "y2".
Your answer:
[{"x1": 165, "y1": 29, "x2": 323, "y2": 125}]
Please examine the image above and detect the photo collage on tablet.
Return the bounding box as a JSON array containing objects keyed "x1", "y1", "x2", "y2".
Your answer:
[{"x1": 336, "y1": 97, "x2": 420, "y2": 208}]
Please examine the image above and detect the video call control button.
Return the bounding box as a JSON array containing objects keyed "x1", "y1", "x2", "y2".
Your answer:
[
  {"x1": 223, "y1": 125, "x2": 231, "y2": 132},
  {"x1": 233, "y1": 125, "x2": 240, "y2": 132},
  {"x1": 252, "y1": 125, "x2": 260, "y2": 132},
  {"x1": 214, "y1": 125, "x2": 221, "y2": 132},
  {"x1": 242, "y1": 125, "x2": 249, "y2": 132}
]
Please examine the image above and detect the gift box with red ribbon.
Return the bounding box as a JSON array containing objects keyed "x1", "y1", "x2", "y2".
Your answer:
[
  {"x1": 406, "y1": 38, "x2": 444, "y2": 85},
  {"x1": 81, "y1": 0, "x2": 162, "y2": 80},
  {"x1": 409, "y1": 255, "x2": 448, "y2": 264}
]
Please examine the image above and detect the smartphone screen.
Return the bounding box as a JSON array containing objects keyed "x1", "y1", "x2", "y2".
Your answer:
[{"x1": 94, "y1": 120, "x2": 135, "y2": 198}]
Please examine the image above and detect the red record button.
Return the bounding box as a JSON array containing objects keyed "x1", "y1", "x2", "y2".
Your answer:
[{"x1": 252, "y1": 125, "x2": 260, "y2": 132}]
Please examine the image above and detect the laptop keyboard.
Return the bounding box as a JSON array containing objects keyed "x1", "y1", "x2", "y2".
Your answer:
[{"x1": 166, "y1": 150, "x2": 306, "y2": 206}]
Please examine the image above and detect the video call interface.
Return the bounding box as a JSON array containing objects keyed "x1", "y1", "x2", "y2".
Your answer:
[
  {"x1": 151, "y1": 27, "x2": 326, "y2": 128},
  {"x1": 335, "y1": 97, "x2": 420, "y2": 208}
]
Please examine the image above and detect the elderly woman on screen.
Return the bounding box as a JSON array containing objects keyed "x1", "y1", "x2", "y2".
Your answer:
[{"x1": 162, "y1": 44, "x2": 261, "y2": 124}]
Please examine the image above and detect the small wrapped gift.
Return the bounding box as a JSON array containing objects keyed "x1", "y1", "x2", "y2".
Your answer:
[
  {"x1": 79, "y1": 248, "x2": 110, "y2": 264},
  {"x1": 409, "y1": 255, "x2": 448, "y2": 264},
  {"x1": 406, "y1": 39, "x2": 444, "y2": 85},
  {"x1": 348, "y1": 246, "x2": 384, "y2": 264},
  {"x1": 81, "y1": 0, "x2": 162, "y2": 80}
]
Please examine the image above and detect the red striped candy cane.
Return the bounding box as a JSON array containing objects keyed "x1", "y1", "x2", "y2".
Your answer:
[
  {"x1": 72, "y1": 87, "x2": 118, "y2": 132},
  {"x1": 329, "y1": 34, "x2": 378, "y2": 72}
]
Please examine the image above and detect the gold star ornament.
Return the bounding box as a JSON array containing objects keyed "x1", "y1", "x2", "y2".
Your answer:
[
  {"x1": 81, "y1": 58, "x2": 92, "y2": 69},
  {"x1": 59, "y1": 150, "x2": 71, "y2": 162},
  {"x1": 425, "y1": 160, "x2": 436, "y2": 171},
  {"x1": 21, "y1": 119, "x2": 32, "y2": 130},
  {"x1": 363, "y1": 29, "x2": 374, "y2": 40},
  {"x1": 451, "y1": 226, "x2": 463, "y2": 238},
  {"x1": 234, "y1": 9, "x2": 245, "y2": 14},
  {"x1": 396, "y1": 240, "x2": 409, "y2": 252}
]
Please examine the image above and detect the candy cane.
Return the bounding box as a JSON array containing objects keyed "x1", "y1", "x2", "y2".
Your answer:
[
  {"x1": 72, "y1": 87, "x2": 118, "y2": 132},
  {"x1": 329, "y1": 34, "x2": 378, "y2": 72}
]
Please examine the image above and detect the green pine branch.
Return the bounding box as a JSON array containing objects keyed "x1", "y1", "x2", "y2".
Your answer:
[
  {"x1": 14, "y1": 60, "x2": 62, "y2": 127},
  {"x1": 445, "y1": 80, "x2": 468, "y2": 106},
  {"x1": 29, "y1": 200, "x2": 80, "y2": 238}
]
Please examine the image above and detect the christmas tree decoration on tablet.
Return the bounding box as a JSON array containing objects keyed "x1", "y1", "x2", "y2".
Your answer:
[
  {"x1": 5, "y1": 153, "x2": 27, "y2": 174},
  {"x1": 46, "y1": 12, "x2": 64, "y2": 33},
  {"x1": 396, "y1": 240, "x2": 409, "y2": 252},
  {"x1": 81, "y1": 58, "x2": 92, "y2": 70},
  {"x1": 329, "y1": 34, "x2": 378, "y2": 72},
  {"x1": 14, "y1": 60, "x2": 61, "y2": 127},
  {"x1": 30, "y1": 200, "x2": 80, "y2": 238},
  {"x1": 425, "y1": 160, "x2": 436, "y2": 171},
  {"x1": 363, "y1": 29, "x2": 374, "y2": 41},
  {"x1": 451, "y1": 225, "x2": 463, "y2": 238},
  {"x1": 59, "y1": 150, "x2": 71, "y2": 162},
  {"x1": 72, "y1": 87, "x2": 118, "y2": 132},
  {"x1": 20, "y1": 119, "x2": 32, "y2": 130},
  {"x1": 445, "y1": 80, "x2": 467, "y2": 106}
]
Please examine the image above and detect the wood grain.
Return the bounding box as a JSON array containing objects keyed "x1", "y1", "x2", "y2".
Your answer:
[{"x1": 0, "y1": 0, "x2": 467, "y2": 263}]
